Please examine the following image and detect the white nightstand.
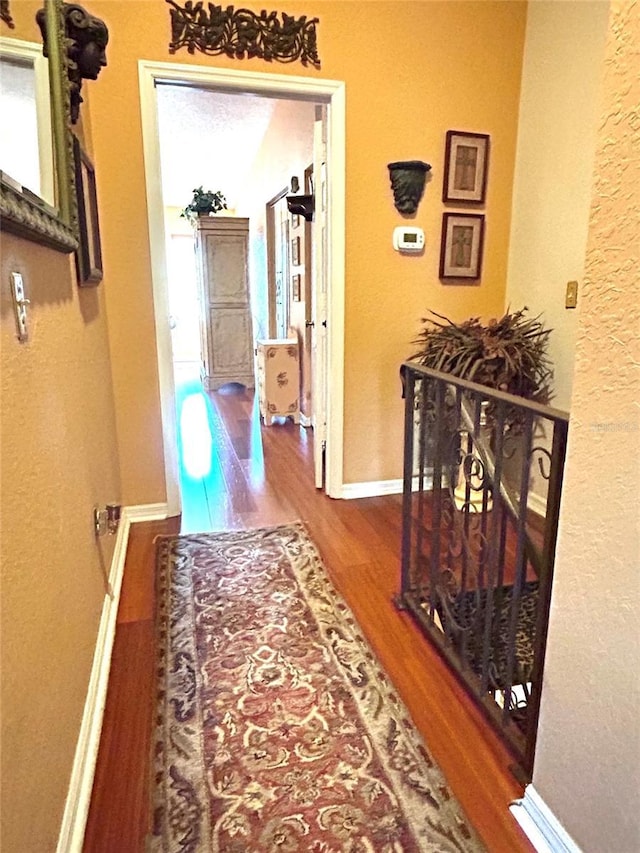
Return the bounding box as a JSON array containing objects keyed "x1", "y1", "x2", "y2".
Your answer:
[{"x1": 256, "y1": 338, "x2": 300, "y2": 425}]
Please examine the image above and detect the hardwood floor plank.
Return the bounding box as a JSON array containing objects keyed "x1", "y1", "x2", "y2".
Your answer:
[
  {"x1": 117, "y1": 517, "x2": 180, "y2": 624},
  {"x1": 86, "y1": 382, "x2": 534, "y2": 853},
  {"x1": 83, "y1": 621, "x2": 156, "y2": 852}
]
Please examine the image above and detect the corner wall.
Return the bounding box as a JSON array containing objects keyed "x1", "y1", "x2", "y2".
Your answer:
[
  {"x1": 506, "y1": 0, "x2": 609, "y2": 412},
  {"x1": 532, "y1": 3, "x2": 640, "y2": 850}
]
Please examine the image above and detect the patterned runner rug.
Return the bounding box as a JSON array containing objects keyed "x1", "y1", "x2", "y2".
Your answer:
[{"x1": 148, "y1": 523, "x2": 485, "y2": 852}]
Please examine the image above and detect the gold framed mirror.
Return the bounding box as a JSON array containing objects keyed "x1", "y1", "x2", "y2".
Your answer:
[{"x1": 0, "y1": 0, "x2": 78, "y2": 252}]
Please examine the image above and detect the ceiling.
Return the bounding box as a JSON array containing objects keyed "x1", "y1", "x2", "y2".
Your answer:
[{"x1": 155, "y1": 84, "x2": 278, "y2": 210}]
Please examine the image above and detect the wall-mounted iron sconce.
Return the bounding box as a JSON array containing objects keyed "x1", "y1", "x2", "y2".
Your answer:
[
  {"x1": 94, "y1": 502, "x2": 121, "y2": 537},
  {"x1": 286, "y1": 193, "x2": 314, "y2": 222},
  {"x1": 387, "y1": 160, "x2": 432, "y2": 215}
]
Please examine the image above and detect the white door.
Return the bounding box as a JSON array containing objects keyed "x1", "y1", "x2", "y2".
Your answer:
[
  {"x1": 274, "y1": 196, "x2": 290, "y2": 339},
  {"x1": 311, "y1": 106, "x2": 328, "y2": 489}
]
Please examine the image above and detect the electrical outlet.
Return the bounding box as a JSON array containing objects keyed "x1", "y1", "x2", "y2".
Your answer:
[{"x1": 565, "y1": 280, "x2": 578, "y2": 309}]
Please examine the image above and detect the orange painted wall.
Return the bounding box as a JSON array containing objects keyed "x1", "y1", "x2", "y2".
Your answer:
[
  {"x1": 1, "y1": 8, "x2": 121, "y2": 850},
  {"x1": 86, "y1": 0, "x2": 526, "y2": 496}
]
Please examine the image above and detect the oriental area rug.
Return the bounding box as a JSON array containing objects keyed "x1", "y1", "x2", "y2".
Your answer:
[{"x1": 147, "y1": 523, "x2": 485, "y2": 853}]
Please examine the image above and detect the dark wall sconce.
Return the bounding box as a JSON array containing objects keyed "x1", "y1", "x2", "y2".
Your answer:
[
  {"x1": 388, "y1": 160, "x2": 432, "y2": 215},
  {"x1": 286, "y1": 193, "x2": 314, "y2": 222}
]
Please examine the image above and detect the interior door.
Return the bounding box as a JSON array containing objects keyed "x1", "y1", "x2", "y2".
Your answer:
[
  {"x1": 311, "y1": 106, "x2": 328, "y2": 489},
  {"x1": 266, "y1": 189, "x2": 290, "y2": 339},
  {"x1": 285, "y1": 165, "x2": 313, "y2": 426}
]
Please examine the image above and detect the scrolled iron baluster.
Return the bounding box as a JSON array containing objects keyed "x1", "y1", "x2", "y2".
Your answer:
[{"x1": 531, "y1": 444, "x2": 553, "y2": 480}]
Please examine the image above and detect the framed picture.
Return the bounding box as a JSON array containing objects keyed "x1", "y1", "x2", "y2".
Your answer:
[
  {"x1": 73, "y1": 135, "x2": 103, "y2": 285},
  {"x1": 291, "y1": 235, "x2": 300, "y2": 266},
  {"x1": 442, "y1": 130, "x2": 490, "y2": 204},
  {"x1": 439, "y1": 212, "x2": 485, "y2": 280},
  {"x1": 292, "y1": 273, "x2": 301, "y2": 301}
]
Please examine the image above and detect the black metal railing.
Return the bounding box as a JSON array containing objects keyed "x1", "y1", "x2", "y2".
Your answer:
[{"x1": 397, "y1": 362, "x2": 569, "y2": 778}]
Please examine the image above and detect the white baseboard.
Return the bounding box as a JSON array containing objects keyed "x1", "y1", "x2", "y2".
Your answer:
[
  {"x1": 510, "y1": 785, "x2": 582, "y2": 853},
  {"x1": 528, "y1": 491, "x2": 547, "y2": 519},
  {"x1": 124, "y1": 501, "x2": 172, "y2": 522},
  {"x1": 340, "y1": 474, "x2": 435, "y2": 500},
  {"x1": 56, "y1": 502, "x2": 170, "y2": 853},
  {"x1": 340, "y1": 478, "x2": 405, "y2": 499}
]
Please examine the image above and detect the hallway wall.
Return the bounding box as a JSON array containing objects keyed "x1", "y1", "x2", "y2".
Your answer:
[
  {"x1": 1, "y1": 9, "x2": 121, "y2": 848},
  {"x1": 240, "y1": 98, "x2": 316, "y2": 342},
  {"x1": 533, "y1": 3, "x2": 640, "y2": 849},
  {"x1": 506, "y1": 0, "x2": 609, "y2": 412},
  {"x1": 86, "y1": 0, "x2": 527, "y2": 500}
]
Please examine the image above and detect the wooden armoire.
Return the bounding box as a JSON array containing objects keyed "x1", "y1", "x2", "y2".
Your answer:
[{"x1": 194, "y1": 216, "x2": 255, "y2": 390}]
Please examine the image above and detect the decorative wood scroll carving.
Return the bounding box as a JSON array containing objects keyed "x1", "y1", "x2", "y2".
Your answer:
[
  {"x1": 1, "y1": 1, "x2": 15, "y2": 28},
  {"x1": 165, "y1": 1, "x2": 320, "y2": 68}
]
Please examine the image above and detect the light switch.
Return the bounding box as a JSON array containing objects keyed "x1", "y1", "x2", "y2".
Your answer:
[
  {"x1": 565, "y1": 280, "x2": 578, "y2": 309},
  {"x1": 10, "y1": 272, "x2": 30, "y2": 341}
]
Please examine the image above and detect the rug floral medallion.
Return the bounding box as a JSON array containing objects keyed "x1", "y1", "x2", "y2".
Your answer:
[{"x1": 148, "y1": 523, "x2": 485, "y2": 853}]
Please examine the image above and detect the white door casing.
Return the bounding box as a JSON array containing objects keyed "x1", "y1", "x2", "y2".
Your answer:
[
  {"x1": 138, "y1": 60, "x2": 346, "y2": 512},
  {"x1": 311, "y1": 106, "x2": 328, "y2": 489}
]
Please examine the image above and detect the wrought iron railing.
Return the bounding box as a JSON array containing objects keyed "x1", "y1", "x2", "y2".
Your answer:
[{"x1": 397, "y1": 362, "x2": 569, "y2": 779}]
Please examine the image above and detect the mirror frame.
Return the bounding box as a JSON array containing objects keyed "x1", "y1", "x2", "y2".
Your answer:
[{"x1": 0, "y1": 0, "x2": 78, "y2": 252}]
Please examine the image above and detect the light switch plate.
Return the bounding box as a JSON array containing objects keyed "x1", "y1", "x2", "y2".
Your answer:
[
  {"x1": 10, "y1": 272, "x2": 29, "y2": 341},
  {"x1": 565, "y1": 280, "x2": 578, "y2": 309}
]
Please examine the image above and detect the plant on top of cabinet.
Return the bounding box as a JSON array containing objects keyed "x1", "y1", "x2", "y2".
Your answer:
[{"x1": 181, "y1": 186, "x2": 227, "y2": 225}]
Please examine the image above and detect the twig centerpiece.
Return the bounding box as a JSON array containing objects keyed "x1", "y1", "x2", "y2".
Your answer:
[{"x1": 411, "y1": 308, "x2": 553, "y2": 405}]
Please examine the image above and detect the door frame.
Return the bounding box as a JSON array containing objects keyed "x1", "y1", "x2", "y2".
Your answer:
[
  {"x1": 265, "y1": 186, "x2": 290, "y2": 339},
  {"x1": 138, "y1": 60, "x2": 346, "y2": 512}
]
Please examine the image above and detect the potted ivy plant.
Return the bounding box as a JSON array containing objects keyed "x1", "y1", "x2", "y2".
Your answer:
[{"x1": 180, "y1": 186, "x2": 227, "y2": 225}]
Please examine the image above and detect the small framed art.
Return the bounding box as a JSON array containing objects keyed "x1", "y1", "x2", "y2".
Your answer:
[
  {"x1": 439, "y1": 212, "x2": 485, "y2": 280},
  {"x1": 291, "y1": 236, "x2": 300, "y2": 266},
  {"x1": 292, "y1": 274, "x2": 301, "y2": 301},
  {"x1": 73, "y1": 135, "x2": 103, "y2": 285},
  {"x1": 442, "y1": 130, "x2": 490, "y2": 204}
]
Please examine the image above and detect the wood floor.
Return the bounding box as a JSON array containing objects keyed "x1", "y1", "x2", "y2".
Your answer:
[{"x1": 84, "y1": 376, "x2": 534, "y2": 852}]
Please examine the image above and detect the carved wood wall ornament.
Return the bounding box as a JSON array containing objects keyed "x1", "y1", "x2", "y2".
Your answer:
[
  {"x1": 165, "y1": 1, "x2": 320, "y2": 68},
  {"x1": 1, "y1": 0, "x2": 15, "y2": 28}
]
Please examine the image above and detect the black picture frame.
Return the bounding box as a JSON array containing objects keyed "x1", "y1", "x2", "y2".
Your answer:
[
  {"x1": 73, "y1": 135, "x2": 103, "y2": 285},
  {"x1": 442, "y1": 130, "x2": 490, "y2": 204},
  {"x1": 439, "y1": 212, "x2": 485, "y2": 280}
]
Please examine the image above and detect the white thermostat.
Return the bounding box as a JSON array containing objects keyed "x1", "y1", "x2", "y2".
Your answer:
[{"x1": 393, "y1": 226, "x2": 425, "y2": 253}]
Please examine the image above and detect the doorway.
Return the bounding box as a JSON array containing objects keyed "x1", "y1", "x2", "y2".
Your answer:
[
  {"x1": 139, "y1": 62, "x2": 346, "y2": 514},
  {"x1": 266, "y1": 187, "x2": 292, "y2": 341}
]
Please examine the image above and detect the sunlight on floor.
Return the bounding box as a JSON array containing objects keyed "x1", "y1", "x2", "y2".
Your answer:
[
  {"x1": 173, "y1": 360, "x2": 310, "y2": 533},
  {"x1": 179, "y1": 393, "x2": 212, "y2": 479}
]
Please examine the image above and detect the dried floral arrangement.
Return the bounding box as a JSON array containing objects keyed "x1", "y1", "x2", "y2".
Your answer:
[{"x1": 411, "y1": 308, "x2": 553, "y2": 404}]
